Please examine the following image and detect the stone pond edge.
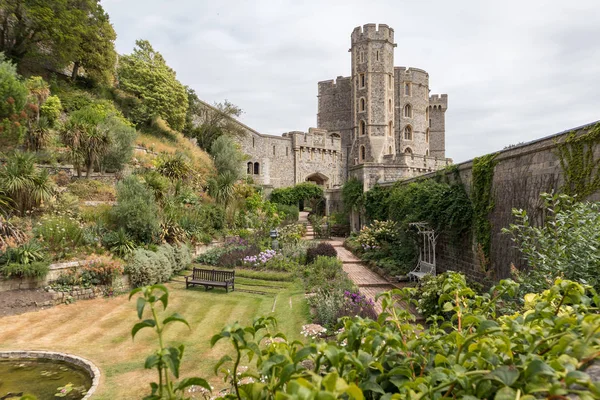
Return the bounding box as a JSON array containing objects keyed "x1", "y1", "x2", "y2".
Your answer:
[{"x1": 0, "y1": 350, "x2": 100, "y2": 399}]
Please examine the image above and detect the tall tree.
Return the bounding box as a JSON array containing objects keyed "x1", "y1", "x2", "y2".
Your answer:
[
  {"x1": 183, "y1": 87, "x2": 244, "y2": 150},
  {"x1": 0, "y1": 0, "x2": 116, "y2": 81},
  {"x1": 117, "y1": 39, "x2": 188, "y2": 131},
  {"x1": 69, "y1": 1, "x2": 117, "y2": 84}
]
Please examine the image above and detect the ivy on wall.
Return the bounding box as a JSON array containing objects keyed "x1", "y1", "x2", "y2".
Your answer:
[
  {"x1": 270, "y1": 182, "x2": 324, "y2": 205},
  {"x1": 341, "y1": 177, "x2": 364, "y2": 213},
  {"x1": 555, "y1": 123, "x2": 600, "y2": 199},
  {"x1": 471, "y1": 153, "x2": 498, "y2": 259}
]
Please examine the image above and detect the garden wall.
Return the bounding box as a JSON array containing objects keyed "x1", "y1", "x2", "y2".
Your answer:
[{"x1": 377, "y1": 121, "x2": 600, "y2": 283}]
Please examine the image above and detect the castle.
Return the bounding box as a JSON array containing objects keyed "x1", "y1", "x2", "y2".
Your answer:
[{"x1": 236, "y1": 23, "x2": 452, "y2": 191}]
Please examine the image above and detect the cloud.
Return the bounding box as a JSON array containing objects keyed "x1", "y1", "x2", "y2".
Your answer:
[{"x1": 102, "y1": 0, "x2": 600, "y2": 162}]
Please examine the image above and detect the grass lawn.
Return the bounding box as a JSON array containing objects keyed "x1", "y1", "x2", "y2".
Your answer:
[{"x1": 0, "y1": 274, "x2": 310, "y2": 399}]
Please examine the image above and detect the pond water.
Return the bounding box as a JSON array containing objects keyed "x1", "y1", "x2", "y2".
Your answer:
[{"x1": 0, "y1": 358, "x2": 92, "y2": 399}]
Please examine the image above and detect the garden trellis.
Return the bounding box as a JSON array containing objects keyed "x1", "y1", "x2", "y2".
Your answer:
[{"x1": 407, "y1": 222, "x2": 438, "y2": 281}]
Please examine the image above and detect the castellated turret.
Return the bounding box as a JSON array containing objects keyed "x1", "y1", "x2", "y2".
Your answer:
[{"x1": 350, "y1": 23, "x2": 397, "y2": 165}]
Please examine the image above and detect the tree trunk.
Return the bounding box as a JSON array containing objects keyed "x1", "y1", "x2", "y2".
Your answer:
[{"x1": 71, "y1": 61, "x2": 80, "y2": 81}]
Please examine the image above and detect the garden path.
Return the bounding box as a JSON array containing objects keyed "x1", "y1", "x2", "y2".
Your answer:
[{"x1": 328, "y1": 238, "x2": 396, "y2": 314}]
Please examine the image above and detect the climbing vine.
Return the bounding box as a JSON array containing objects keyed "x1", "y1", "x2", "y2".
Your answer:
[
  {"x1": 341, "y1": 177, "x2": 364, "y2": 213},
  {"x1": 555, "y1": 123, "x2": 600, "y2": 199},
  {"x1": 471, "y1": 153, "x2": 498, "y2": 259}
]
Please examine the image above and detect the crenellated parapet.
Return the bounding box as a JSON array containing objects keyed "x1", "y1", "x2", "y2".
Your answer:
[
  {"x1": 429, "y1": 94, "x2": 448, "y2": 110},
  {"x1": 351, "y1": 23, "x2": 395, "y2": 45}
]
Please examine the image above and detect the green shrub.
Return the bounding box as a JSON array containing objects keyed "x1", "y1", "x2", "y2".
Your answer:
[
  {"x1": 278, "y1": 223, "x2": 306, "y2": 246},
  {"x1": 276, "y1": 204, "x2": 299, "y2": 225},
  {"x1": 0, "y1": 240, "x2": 46, "y2": 265},
  {"x1": 34, "y1": 215, "x2": 84, "y2": 259},
  {"x1": 125, "y1": 243, "x2": 191, "y2": 287},
  {"x1": 40, "y1": 95, "x2": 62, "y2": 126},
  {"x1": 305, "y1": 242, "x2": 337, "y2": 264},
  {"x1": 111, "y1": 176, "x2": 161, "y2": 244},
  {"x1": 310, "y1": 289, "x2": 346, "y2": 329},
  {"x1": 263, "y1": 254, "x2": 301, "y2": 272},
  {"x1": 102, "y1": 228, "x2": 135, "y2": 257},
  {"x1": 1, "y1": 261, "x2": 50, "y2": 279},
  {"x1": 416, "y1": 272, "x2": 474, "y2": 321},
  {"x1": 172, "y1": 243, "x2": 192, "y2": 272},
  {"x1": 270, "y1": 182, "x2": 323, "y2": 206},
  {"x1": 304, "y1": 256, "x2": 354, "y2": 293},
  {"x1": 100, "y1": 116, "x2": 136, "y2": 172}
]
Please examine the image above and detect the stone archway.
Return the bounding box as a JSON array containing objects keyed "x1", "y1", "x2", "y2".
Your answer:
[{"x1": 305, "y1": 172, "x2": 329, "y2": 188}]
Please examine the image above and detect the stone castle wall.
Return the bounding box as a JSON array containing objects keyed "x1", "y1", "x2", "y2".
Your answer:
[{"x1": 376, "y1": 121, "x2": 600, "y2": 283}]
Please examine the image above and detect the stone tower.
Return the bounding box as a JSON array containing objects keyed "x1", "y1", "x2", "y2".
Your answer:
[{"x1": 350, "y1": 23, "x2": 397, "y2": 165}]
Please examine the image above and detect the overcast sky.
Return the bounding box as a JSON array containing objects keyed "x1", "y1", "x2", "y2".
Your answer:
[{"x1": 102, "y1": 0, "x2": 600, "y2": 163}]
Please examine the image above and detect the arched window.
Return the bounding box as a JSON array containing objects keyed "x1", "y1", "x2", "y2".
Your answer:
[
  {"x1": 404, "y1": 104, "x2": 412, "y2": 118},
  {"x1": 388, "y1": 146, "x2": 393, "y2": 155},
  {"x1": 404, "y1": 125, "x2": 413, "y2": 141},
  {"x1": 388, "y1": 121, "x2": 393, "y2": 136},
  {"x1": 247, "y1": 162, "x2": 253, "y2": 174},
  {"x1": 388, "y1": 99, "x2": 392, "y2": 113},
  {"x1": 359, "y1": 98, "x2": 366, "y2": 112},
  {"x1": 360, "y1": 145, "x2": 366, "y2": 161},
  {"x1": 254, "y1": 162, "x2": 260, "y2": 175},
  {"x1": 426, "y1": 149, "x2": 430, "y2": 156},
  {"x1": 404, "y1": 147, "x2": 413, "y2": 154},
  {"x1": 359, "y1": 120, "x2": 366, "y2": 136},
  {"x1": 426, "y1": 128, "x2": 430, "y2": 143}
]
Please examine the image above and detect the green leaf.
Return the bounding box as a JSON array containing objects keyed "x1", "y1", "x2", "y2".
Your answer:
[
  {"x1": 129, "y1": 287, "x2": 143, "y2": 300},
  {"x1": 158, "y1": 293, "x2": 168, "y2": 310},
  {"x1": 477, "y1": 320, "x2": 499, "y2": 333},
  {"x1": 524, "y1": 359, "x2": 556, "y2": 380},
  {"x1": 294, "y1": 346, "x2": 316, "y2": 364},
  {"x1": 144, "y1": 354, "x2": 159, "y2": 369},
  {"x1": 136, "y1": 297, "x2": 146, "y2": 319},
  {"x1": 176, "y1": 377, "x2": 211, "y2": 392},
  {"x1": 214, "y1": 355, "x2": 232, "y2": 375},
  {"x1": 494, "y1": 386, "x2": 517, "y2": 400},
  {"x1": 163, "y1": 313, "x2": 190, "y2": 328},
  {"x1": 163, "y1": 347, "x2": 181, "y2": 378},
  {"x1": 132, "y1": 319, "x2": 156, "y2": 339},
  {"x1": 345, "y1": 384, "x2": 364, "y2": 400},
  {"x1": 484, "y1": 366, "x2": 519, "y2": 386}
]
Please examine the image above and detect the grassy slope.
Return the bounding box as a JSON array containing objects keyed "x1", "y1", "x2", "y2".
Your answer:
[{"x1": 0, "y1": 281, "x2": 309, "y2": 399}]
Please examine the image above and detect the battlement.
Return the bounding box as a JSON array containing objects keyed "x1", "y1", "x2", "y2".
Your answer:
[
  {"x1": 288, "y1": 128, "x2": 342, "y2": 151},
  {"x1": 351, "y1": 23, "x2": 395, "y2": 44},
  {"x1": 318, "y1": 76, "x2": 351, "y2": 95},
  {"x1": 429, "y1": 94, "x2": 448, "y2": 109}
]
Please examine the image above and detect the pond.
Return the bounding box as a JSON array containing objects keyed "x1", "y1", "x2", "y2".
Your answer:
[{"x1": 0, "y1": 358, "x2": 92, "y2": 399}]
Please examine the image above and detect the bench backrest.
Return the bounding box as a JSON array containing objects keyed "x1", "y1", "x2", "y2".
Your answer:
[
  {"x1": 193, "y1": 268, "x2": 235, "y2": 282},
  {"x1": 419, "y1": 261, "x2": 435, "y2": 275}
]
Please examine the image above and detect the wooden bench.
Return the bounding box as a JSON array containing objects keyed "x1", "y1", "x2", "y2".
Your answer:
[{"x1": 186, "y1": 268, "x2": 235, "y2": 293}]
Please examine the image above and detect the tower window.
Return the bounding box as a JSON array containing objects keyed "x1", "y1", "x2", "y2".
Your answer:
[
  {"x1": 376, "y1": 50, "x2": 379, "y2": 61},
  {"x1": 426, "y1": 107, "x2": 429, "y2": 121},
  {"x1": 426, "y1": 149, "x2": 430, "y2": 156},
  {"x1": 360, "y1": 97, "x2": 366, "y2": 112},
  {"x1": 388, "y1": 121, "x2": 393, "y2": 136},
  {"x1": 286, "y1": 147, "x2": 289, "y2": 156},
  {"x1": 388, "y1": 99, "x2": 392, "y2": 113},
  {"x1": 389, "y1": 146, "x2": 393, "y2": 155},
  {"x1": 404, "y1": 125, "x2": 413, "y2": 141},
  {"x1": 254, "y1": 162, "x2": 260, "y2": 175},
  {"x1": 388, "y1": 74, "x2": 393, "y2": 89},
  {"x1": 404, "y1": 82, "x2": 411, "y2": 96},
  {"x1": 359, "y1": 73, "x2": 366, "y2": 88},
  {"x1": 404, "y1": 147, "x2": 413, "y2": 154},
  {"x1": 252, "y1": 137, "x2": 255, "y2": 147},
  {"x1": 404, "y1": 104, "x2": 412, "y2": 118},
  {"x1": 273, "y1": 145, "x2": 276, "y2": 155},
  {"x1": 426, "y1": 128, "x2": 430, "y2": 143},
  {"x1": 359, "y1": 120, "x2": 366, "y2": 136},
  {"x1": 247, "y1": 162, "x2": 252, "y2": 174},
  {"x1": 360, "y1": 145, "x2": 366, "y2": 162}
]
